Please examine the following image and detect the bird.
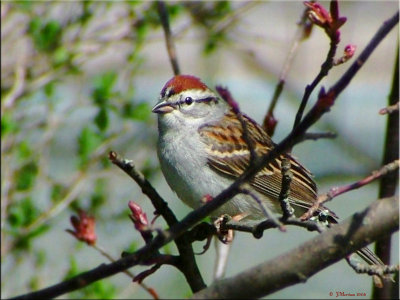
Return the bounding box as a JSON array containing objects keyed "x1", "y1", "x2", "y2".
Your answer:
[{"x1": 152, "y1": 74, "x2": 384, "y2": 267}]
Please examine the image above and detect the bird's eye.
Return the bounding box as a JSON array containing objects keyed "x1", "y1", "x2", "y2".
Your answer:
[{"x1": 185, "y1": 97, "x2": 193, "y2": 105}]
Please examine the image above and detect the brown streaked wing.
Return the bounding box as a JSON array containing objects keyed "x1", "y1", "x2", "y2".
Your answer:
[
  {"x1": 198, "y1": 109, "x2": 336, "y2": 219},
  {"x1": 251, "y1": 155, "x2": 317, "y2": 209},
  {"x1": 198, "y1": 110, "x2": 274, "y2": 178}
]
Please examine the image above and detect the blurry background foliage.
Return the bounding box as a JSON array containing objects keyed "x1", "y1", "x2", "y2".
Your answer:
[{"x1": 1, "y1": 1, "x2": 398, "y2": 299}]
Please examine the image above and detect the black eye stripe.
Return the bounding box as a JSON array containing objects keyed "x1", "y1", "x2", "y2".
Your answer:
[
  {"x1": 196, "y1": 96, "x2": 218, "y2": 104},
  {"x1": 176, "y1": 96, "x2": 218, "y2": 107}
]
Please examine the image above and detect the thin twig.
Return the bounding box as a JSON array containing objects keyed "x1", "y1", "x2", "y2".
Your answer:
[
  {"x1": 222, "y1": 216, "x2": 325, "y2": 240},
  {"x1": 292, "y1": 0, "x2": 345, "y2": 130},
  {"x1": 240, "y1": 188, "x2": 284, "y2": 231},
  {"x1": 92, "y1": 244, "x2": 159, "y2": 299},
  {"x1": 209, "y1": 2, "x2": 258, "y2": 34},
  {"x1": 134, "y1": 264, "x2": 162, "y2": 284},
  {"x1": 2, "y1": 62, "x2": 26, "y2": 114},
  {"x1": 19, "y1": 132, "x2": 122, "y2": 236},
  {"x1": 292, "y1": 38, "x2": 337, "y2": 130},
  {"x1": 263, "y1": 7, "x2": 310, "y2": 135},
  {"x1": 108, "y1": 151, "x2": 206, "y2": 292},
  {"x1": 157, "y1": 1, "x2": 180, "y2": 75},
  {"x1": 302, "y1": 131, "x2": 337, "y2": 141},
  {"x1": 346, "y1": 254, "x2": 399, "y2": 276},
  {"x1": 379, "y1": 101, "x2": 399, "y2": 115},
  {"x1": 301, "y1": 159, "x2": 399, "y2": 221},
  {"x1": 329, "y1": 12, "x2": 398, "y2": 97},
  {"x1": 109, "y1": 151, "x2": 178, "y2": 227},
  {"x1": 186, "y1": 222, "x2": 216, "y2": 244}
]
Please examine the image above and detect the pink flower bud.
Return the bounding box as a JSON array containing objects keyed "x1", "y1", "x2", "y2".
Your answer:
[
  {"x1": 128, "y1": 201, "x2": 149, "y2": 231},
  {"x1": 344, "y1": 44, "x2": 356, "y2": 59},
  {"x1": 67, "y1": 210, "x2": 97, "y2": 245},
  {"x1": 304, "y1": 1, "x2": 332, "y2": 27},
  {"x1": 263, "y1": 112, "x2": 278, "y2": 137}
]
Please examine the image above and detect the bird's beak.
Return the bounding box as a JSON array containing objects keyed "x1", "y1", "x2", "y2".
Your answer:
[{"x1": 152, "y1": 100, "x2": 174, "y2": 114}]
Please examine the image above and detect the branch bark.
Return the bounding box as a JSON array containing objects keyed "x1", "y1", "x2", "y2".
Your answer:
[
  {"x1": 109, "y1": 151, "x2": 206, "y2": 292},
  {"x1": 191, "y1": 196, "x2": 399, "y2": 299},
  {"x1": 373, "y1": 44, "x2": 399, "y2": 299},
  {"x1": 157, "y1": 1, "x2": 180, "y2": 76}
]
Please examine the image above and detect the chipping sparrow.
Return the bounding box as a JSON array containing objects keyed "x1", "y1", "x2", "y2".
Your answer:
[{"x1": 153, "y1": 75, "x2": 383, "y2": 266}]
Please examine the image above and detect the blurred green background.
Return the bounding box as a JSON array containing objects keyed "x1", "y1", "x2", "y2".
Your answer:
[{"x1": 1, "y1": 1, "x2": 398, "y2": 299}]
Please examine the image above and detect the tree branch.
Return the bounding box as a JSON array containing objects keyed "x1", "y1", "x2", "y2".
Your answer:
[
  {"x1": 221, "y1": 216, "x2": 324, "y2": 239},
  {"x1": 301, "y1": 159, "x2": 399, "y2": 221},
  {"x1": 373, "y1": 43, "x2": 399, "y2": 300},
  {"x1": 302, "y1": 131, "x2": 337, "y2": 141},
  {"x1": 262, "y1": 7, "x2": 311, "y2": 135},
  {"x1": 157, "y1": 1, "x2": 180, "y2": 75},
  {"x1": 329, "y1": 11, "x2": 398, "y2": 96},
  {"x1": 109, "y1": 151, "x2": 178, "y2": 227},
  {"x1": 109, "y1": 151, "x2": 206, "y2": 292},
  {"x1": 191, "y1": 196, "x2": 399, "y2": 299},
  {"x1": 292, "y1": 0, "x2": 345, "y2": 129},
  {"x1": 346, "y1": 254, "x2": 399, "y2": 277}
]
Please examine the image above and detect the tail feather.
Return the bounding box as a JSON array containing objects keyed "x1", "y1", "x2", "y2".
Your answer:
[
  {"x1": 356, "y1": 247, "x2": 385, "y2": 266},
  {"x1": 356, "y1": 247, "x2": 392, "y2": 285}
]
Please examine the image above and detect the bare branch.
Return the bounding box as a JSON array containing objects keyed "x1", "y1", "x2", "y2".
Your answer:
[
  {"x1": 301, "y1": 159, "x2": 399, "y2": 221},
  {"x1": 240, "y1": 188, "x2": 284, "y2": 231},
  {"x1": 329, "y1": 12, "x2": 398, "y2": 96},
  {"x1": 191, "y1": 196, "x2": 399, "y2": 299},
  {"x1": 109, "y1": 151, "x2": 178, "y2": 227},
  {"x1": 2, "y1": 62, "x2": 26, "y2": 113},
  {"x1": 293, "y1": 0, "x2": 346, "y2": 130},
  {"x1": 222, "y1": 216, "x2": 324, "y2": 240},
  {"x1": 302, "y1": 131, "x2": 337, "y2": 141},
  {"x1": 134, "y1": 264, "x2": 162, "y2": 284},
  {"x1": 373, "y1": 43, "x2": 399, "y2": 299},
  {"x1": 108, "y1": 151, "x2": 206, "y2": 292},
  {"x1": 92, "y1": 244, "x2": 159, "y2": 299},
  {"x1": 262, "y1": 7, "x2": 311, "y2": 135},
  {"x1": 156, "y1": 1, "x2": 180, "y2": 75},
  {"x1": 346, "y1": 254, "x2": 399, "y2": 277}
]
